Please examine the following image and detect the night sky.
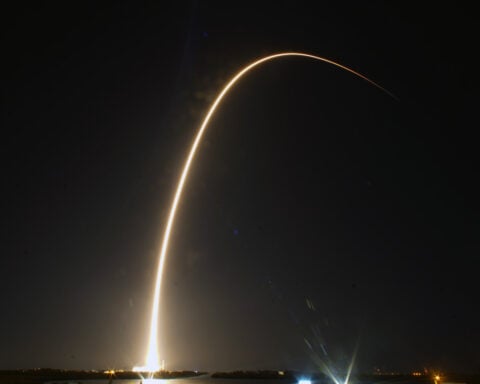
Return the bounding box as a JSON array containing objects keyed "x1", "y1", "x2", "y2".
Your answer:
[{"x1": 2, "y1": 1, "x2": 478, "y2": 374}]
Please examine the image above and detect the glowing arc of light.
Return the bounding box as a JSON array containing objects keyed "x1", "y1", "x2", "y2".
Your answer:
[{"x1": 136, "y1": 52, "x2": 395, "y2": 372}]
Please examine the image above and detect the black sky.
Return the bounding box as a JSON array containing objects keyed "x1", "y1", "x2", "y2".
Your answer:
[{"x1": 2, "y1": 1, "x2": 478, "y2": 374}]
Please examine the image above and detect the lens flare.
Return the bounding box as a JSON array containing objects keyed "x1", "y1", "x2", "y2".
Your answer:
[{"x1": 134, "y1": 52, "x2": 396, "y2": 371}]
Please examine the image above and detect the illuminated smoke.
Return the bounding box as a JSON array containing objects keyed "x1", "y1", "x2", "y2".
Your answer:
[{"x1": 133, "y1": 52, "x2": 395, "y2": 372}]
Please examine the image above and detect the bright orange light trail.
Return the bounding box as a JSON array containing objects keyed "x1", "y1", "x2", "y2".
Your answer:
[{"x1": 134, "y1": 52, "x2": 395, "y2": 372}]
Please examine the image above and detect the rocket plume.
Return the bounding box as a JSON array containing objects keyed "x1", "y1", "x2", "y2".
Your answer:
[{"x1": 134, "y1": 52, "x2": 395, "y2": 372}]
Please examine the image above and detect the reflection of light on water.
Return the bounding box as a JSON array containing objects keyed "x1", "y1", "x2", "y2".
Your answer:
[
  {"x1": 136, "y1": 373, "x2": 166, "y2": 384},
  {"x1": 142, "y1": 379, "x2": 165, "y2": 384}
]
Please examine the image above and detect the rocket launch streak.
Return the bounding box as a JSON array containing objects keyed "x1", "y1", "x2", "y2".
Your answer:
[{"x1": 133, "y1": 52, "x2": 395, "y2": 373}]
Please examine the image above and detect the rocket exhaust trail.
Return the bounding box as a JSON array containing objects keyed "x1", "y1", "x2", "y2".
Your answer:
[{"x1": 134, "y1": 52, "x2": 396, "y2": 372}]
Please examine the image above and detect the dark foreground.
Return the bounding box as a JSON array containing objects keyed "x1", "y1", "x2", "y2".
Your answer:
[
  {"x1": 0, "y1": 369, "x2": 204, "y2": 384},
  {"x1": 1, "y1": 370, "x2": 479, "y2": 384}
]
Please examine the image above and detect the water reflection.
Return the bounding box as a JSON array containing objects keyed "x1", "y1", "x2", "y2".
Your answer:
[{"x1": 142, "y1": 379, "x2": 166, "y2": 384}]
